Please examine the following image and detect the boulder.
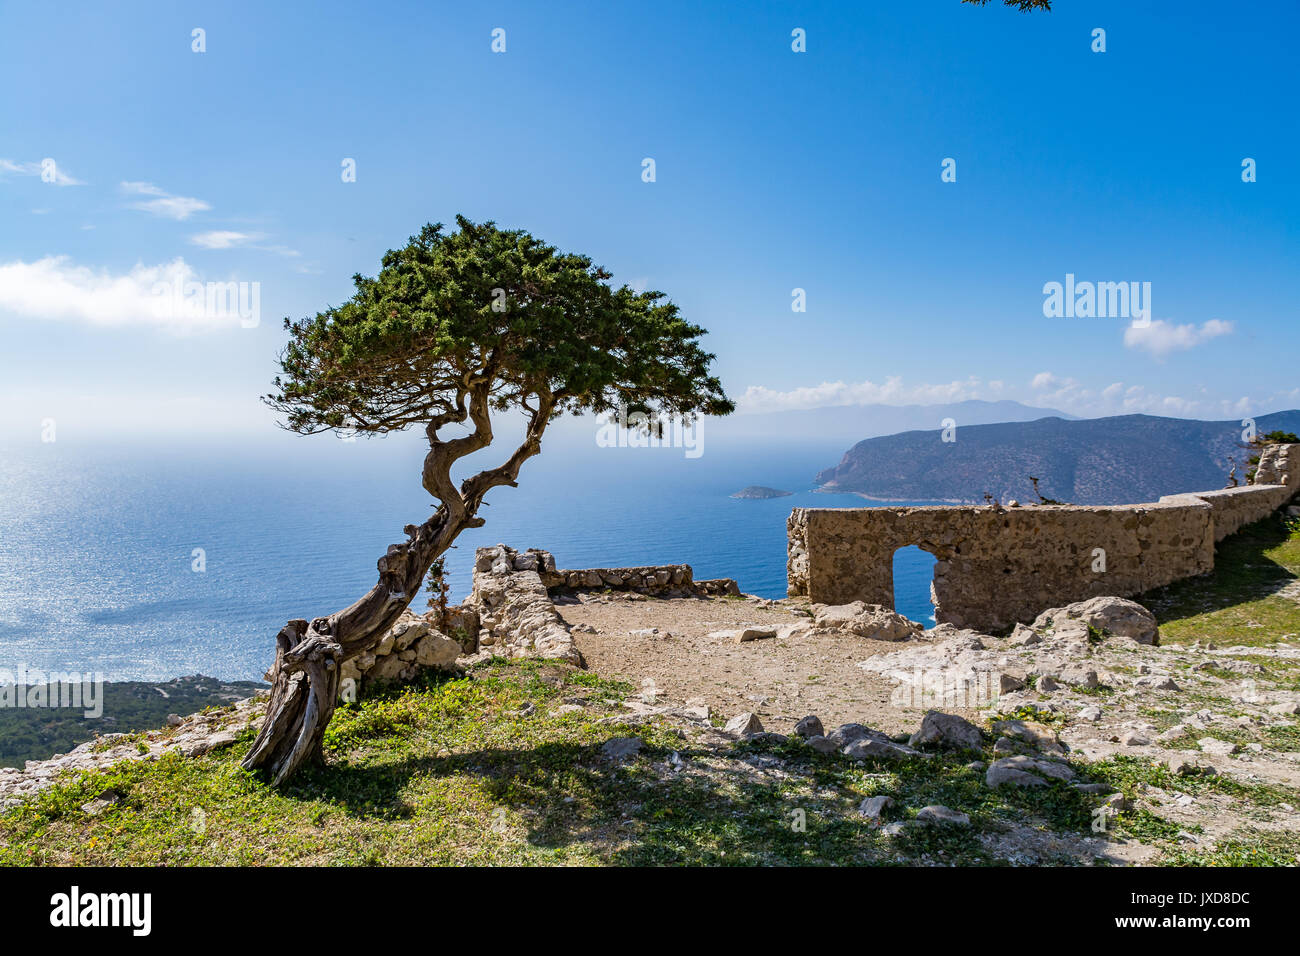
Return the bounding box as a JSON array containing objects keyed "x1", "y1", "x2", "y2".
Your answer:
[
  {"x1": 1060, "y1": 666, "x2": 1099, "y2": 689},
  {"x1": 810, "y1": 602, "x2": 921, "y2": 641},
  {"x1": 793, "y1": 715, "x2": 824, "y2": 739},
  {"x1": 1032, "y1": 596, "x2": 1159, "y2": 645},
  {"x1": 805, "y1": 735, "x2": 838, "y2": 754},
  {"x1": 414, "y1": 632, "x2": 462, "y2": 670},
  {"x1": 390, "y1": 615, "x2": 430, "y2": 651},
  {"x1": 986, "y1": 758, "x2": 1046, "y2": 788},
  {"x1": 908, "y1": 711, "x2": 983, "y2": 752},
  {"x1": 990, "y1": 718, "x2": 1064, "y2": 753},
  {"x1": 367, "y1": 653, "x2": 408, "y2": 682},
  {"x1": 1008, "y1": 623, "x2": 1040, "y2": 647},
  {"x1": 858, "y1": 795, "x2": 894, "y2": 821},
  {"x1": 724, "y1": 712, "x2": 764, "y2": 736},
  {"x1": 843, "y1": 737, "x2": 928, "y2": 762}
]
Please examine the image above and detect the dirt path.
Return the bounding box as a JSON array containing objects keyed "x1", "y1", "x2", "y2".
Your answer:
[{"x1": 558, "y1": 592, "x2": 933, "y2": 734}]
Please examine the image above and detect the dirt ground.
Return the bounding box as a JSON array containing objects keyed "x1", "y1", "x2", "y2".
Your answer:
[{"x1": 557, "y1": 591, "x2": 936, "y2": 734}]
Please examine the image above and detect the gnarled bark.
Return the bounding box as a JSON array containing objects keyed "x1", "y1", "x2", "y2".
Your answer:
[{"x1": 244, "y1": 384, "x2": 554, "y2": 785}]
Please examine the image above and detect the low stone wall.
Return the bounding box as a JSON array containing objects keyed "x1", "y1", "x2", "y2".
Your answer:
[
  {"x1": 340, "y1": 608, "x2": 476, "y2": 692},
  {"x1": 546, "y1": 563, "x2": 739, "y2": 597},
  {"x1": 470, "y1": 545, "x2": 585, "y2": 664},
  {"x1": 337, "y1": 544, "x2": 741, "y2": 697},
  {"x1": 789, "y1": 443, "x2": 1300, "y2": 632}
]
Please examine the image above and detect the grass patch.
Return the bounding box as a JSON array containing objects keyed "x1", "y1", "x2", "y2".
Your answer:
[{"x1": 1142, "y1": 514, "x2": 1300, "y2": 647}]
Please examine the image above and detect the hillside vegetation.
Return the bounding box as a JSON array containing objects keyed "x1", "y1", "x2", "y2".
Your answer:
[
  {"x1": 815, "y1": 411, "x2": 1300, "y2": 504},
  {"x1": 3, "y1": 517, "x2": 1299, "y2": 867}
]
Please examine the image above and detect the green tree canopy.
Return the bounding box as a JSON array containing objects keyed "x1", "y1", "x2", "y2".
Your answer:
[{"x1": 269, "y1": 215, "x2": 732, "y2": 438}]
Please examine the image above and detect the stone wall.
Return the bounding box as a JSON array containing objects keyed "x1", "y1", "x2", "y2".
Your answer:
[
  {"x1": 788, "y1": 443, "x2": 1300, "y2": 632},
  {"x1": 340, "y1": 609, "x2": 475, "y2": 693},
  {"x1": 470, "y1": 545, "x2": 585, "y2": 664},
  {"x1": 546, "y1": 563, "x2": 739, "y2": 597}
]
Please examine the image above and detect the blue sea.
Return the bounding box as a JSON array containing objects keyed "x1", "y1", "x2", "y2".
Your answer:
[{"x1": 0, "y1": 434, "x2": 939, "y2": 681}]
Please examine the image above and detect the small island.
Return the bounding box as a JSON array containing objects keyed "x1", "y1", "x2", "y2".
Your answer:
[{"x1": 731, "y1": 486, "x2": 793, "y2": 500}]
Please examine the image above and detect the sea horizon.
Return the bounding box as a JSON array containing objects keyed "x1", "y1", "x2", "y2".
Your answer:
[{"x1": 0, "y1": 432, "x2": 942, "y2": 682}]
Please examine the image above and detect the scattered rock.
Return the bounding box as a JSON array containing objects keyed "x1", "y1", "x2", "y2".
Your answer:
[
  {"x1": 843, "y1": 737, "x2": 927, "y2": 762},
  {"x1": 810, "y1": 602, "x2": 921, "y2": 641},
  {"x1": 1032, "y1": 596, "x2": 1159, "y2": 645},
  {"x1": 724, "y1": 712, "x2": 764, "y2": 736},
  {"x1": 986, "y1": 757, "x2": 1047, "y2": 788},
  {"x1": 991, "y1": 719, "x2": 1064, "y2": 753},
  {"x1": 858, "y1": 795, "x2": 894, "y2": 821},
  {"x1": 908, "y1": 711, "x2": 983, "y2": 752},
  {"x1": 1198, "y1": 737, "x2": 1238, "y2": 756},
  {"x1": 793, "y1": 715, "x2": 824, "y2": 739},
  {"x1": 1008, "y1": 624, "x2": 1041, "y2": 647},
  {"x1": 915, "y1": 804, "x2": 970, "y2": 826},
  {"x1": 80, "y1": 790, "x2": 123, "y2": 816},
  {"x1": 805, "y1": 735, "x2": 839, "y2": 754},
  {"x1": 998, "y1": 672, "x2": 1026, "y2": 693}
]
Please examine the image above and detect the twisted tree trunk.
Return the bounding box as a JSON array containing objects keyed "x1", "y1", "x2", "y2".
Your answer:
[
  {"x1": 242, "y1": 511, "x2": 460, "y2": 785},
  {"x1": 243, "y1": 382, "x2": 554, "y2": 786}
]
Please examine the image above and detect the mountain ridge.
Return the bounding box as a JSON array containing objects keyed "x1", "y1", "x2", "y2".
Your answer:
[{"x1": 815, "y1": 411, "x2": 1300, "y2": 505}]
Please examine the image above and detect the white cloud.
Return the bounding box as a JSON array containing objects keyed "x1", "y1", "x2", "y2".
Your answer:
[
  {"x1": 190, "y1": 231, "x2": 301, "y2": 258},
  {"x1": 737, "y1": 376, "x2": 996, "y2": 414},
  {"x1": 736, "y1": 369, "x2": 1289, "y2": 423},
  {"x1": 0, "y1": 158, "x2": 86, "y2": 186},
  {"x1": 191, "y1": 230, "x2": 257, "y2": 249},
  {"x1": 0, "y1": 256, "x2": 256, "y2": 331},
  {"x1": 121, "y1": 181, "x2": 211, "y2": 220},
  {"x1": 1026, "y1": 371, "x2": 1260, "y2": 419},
  {"x1": 1123, "y1": 318, "x2": 1233, "y2": 357}
]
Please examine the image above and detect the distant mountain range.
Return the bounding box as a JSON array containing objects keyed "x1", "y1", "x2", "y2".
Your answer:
[
  {"x1": 714, "y1": 399, "x2": 1074, "y2": 445},
  {"x1": 814, "y1": 411, "x2": 1300, "y2": 505}
]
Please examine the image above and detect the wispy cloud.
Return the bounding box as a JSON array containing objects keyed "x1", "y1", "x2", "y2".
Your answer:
[
  {"x1": 0, "y1": 158, "x2": 86, "y2": 186},
  {"x1": 737, "y1": 376, "x2": 999, "y2": 414},
  {"x1": 190, "y1": 230, "x2": 258, "y2": 249},
  {"x1": 121, "y1": 181, "x2": 211, "y2": 220},
  {"x1": 0, "y1": 256, "x2": 254, "y2": 331},
  {"x1": 737, "y1": 371, "x2": 1281, "y2": 422},
  {"x1": 1028, "y1": 371, "x2": 1253, "y2": 419},
  {"x1": 1123, "y1": 318, "x2": 1233, "y2": 358},
  {"x1": 190, "y1": 231, "x2": 301, "y2": 258}
]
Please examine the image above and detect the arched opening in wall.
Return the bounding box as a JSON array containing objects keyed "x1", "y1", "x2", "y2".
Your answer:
[{"x1": 892, "y1": 545, "x2": 937, "y2": 625}]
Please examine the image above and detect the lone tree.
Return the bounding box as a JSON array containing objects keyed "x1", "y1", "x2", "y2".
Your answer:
[{"x1": 244, "y1": 216, "x2": 733, "y2": 785}]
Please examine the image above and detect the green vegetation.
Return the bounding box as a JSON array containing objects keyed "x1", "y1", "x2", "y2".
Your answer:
[
  {"x1": 7, "y1": 507, "x2": 1300, "y2": 866},
  {"x1": 0, "y1": 677, "x2": 265, "y2": 768},
  {"x1": 4, "y1": 658, "x2": 1295, "y2": 866},
  {"x1": 1142, "y1": 513, "x2": 1300, "y2": 647}
]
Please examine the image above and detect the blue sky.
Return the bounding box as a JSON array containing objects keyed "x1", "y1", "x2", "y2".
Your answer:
[{"x1": 1, "y1": 0, "x2": 1296, "y2": 441}]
